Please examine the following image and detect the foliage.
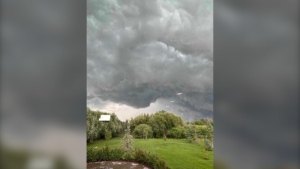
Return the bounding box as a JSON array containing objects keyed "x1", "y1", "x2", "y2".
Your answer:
[
  {"x1": 204, "y1": 137, "x2": 213, "y2": 151},
  {"x1": 200, "y1": 118, "x2": 213, "y2": 125},
  {"x1": 121, "y1": 126, "x2": 135, "y2": 152},
  {"x1": 204, "y1": 122, "x2": 213, "y2": 140},
  {"x1": 129, "y1": 111, "x2": 184, "y2": 138},
  {"x1": 191, "y1": 118, "x2": 213, "y2": 126},
  {"x1": 191, "y1": 120, "x2": 205, "y2": 125},
  {"x1": 129, "y1": 114, "x2": 152, "y2": 132},
  {"x1": 148, "y1": 110, "x2": 184, "y2": 138},
  {"x1": 167, "y1": 126, "x2": 186, "y2": 139},
  {"x1": 132, "y1": 124, "x2": 153, "y2": 139},
  {"x1": 185, "y1": 125, "x2": 199, "y2": 143},
  {"x1": 87, "y1": 138, "x2": 213, "y2": 169},
  {"x1": 87, "y1": 146, "x2": 125, "y2": 162},
  {"x1": 203, "y1": 122, "x2": 214, "y2": 151},
  {"x1": 87, "y1": 148, "x2": 97, "y2": 162},
  {"x1": 86, "y1": 107, "x2": 124, "y2": 142},
  {"x1": 134, "y1": 150, "x2": 169, "y2": 169},
  {"x1": 184, "y1": 121, "x2": 213, "y2": 150},
  {"x1": 105, "y1": 130, "x2": 112, "y2": 140},
  {"x1": 87, "y1": 146, "x2": 169, "y2": 169}
]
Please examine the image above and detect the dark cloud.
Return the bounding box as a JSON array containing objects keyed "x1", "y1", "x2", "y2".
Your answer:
[{"x1": 87, "y1": 0, "x2": 213, "y2": 117}]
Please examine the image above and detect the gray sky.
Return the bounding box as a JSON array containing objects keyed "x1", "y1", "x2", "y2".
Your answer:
[{"x1": 87, "y1": 0, "x2": 213, "y2": 121}]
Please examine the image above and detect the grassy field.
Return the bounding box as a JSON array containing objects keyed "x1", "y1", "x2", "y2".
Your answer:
[{"x1": 87, "y1": 138, "x2": 213, "y2": 169}]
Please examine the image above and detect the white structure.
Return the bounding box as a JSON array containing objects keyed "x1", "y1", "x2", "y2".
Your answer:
[{"x1": 99, "y1": 115, "x2": 111, "y2": 122}]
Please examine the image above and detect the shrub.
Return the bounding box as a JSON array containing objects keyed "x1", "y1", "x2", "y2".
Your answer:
[
  {"x1": 87, "y1": 148, "x2": 98, "y2": 162},
  {"x1": 196, "y1": 125, "x2": 209, "y2": 138},
  {"x1": 134, "y1": 150, "x2": 169, "y2": 169},
  {"x1": 87, "y1": 146, "x2": 125, "y2": 162},
  {"x1": 167, "y1": 126, "x2": 186, "y2": 139},
  {"x1": 185, "y1": 125, "x2": 199, "y2": 142},
  {"x1": 87, "y1": 147, "x2": 170, "y2": 169},
  {"x1": 192, "y1": 120, "x2": 205, "y2": 125},
  {"x1": 204, "y1": 137, "x2": 214, "y2": 151},
  {"x1": 122, "y1": 152, "x2": 135, "y2": 160},
  {"x1": 184, "y1": 125, "x2": 211, "y2": 140}
]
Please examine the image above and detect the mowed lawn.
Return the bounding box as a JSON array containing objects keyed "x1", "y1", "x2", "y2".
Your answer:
[{"x1": 87, "y1": 138, "x2": 213, "y2": 169}]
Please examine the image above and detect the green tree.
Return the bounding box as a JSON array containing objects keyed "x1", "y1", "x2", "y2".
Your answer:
[
  {"x1": 122, "y1": 126, "x2": 134, "y2": 152},
  {"x1": 132, "y1": 124, "x2": 153, "y2": 139},
  {"x1": 86, "y1": 107, "x2": 125, "y2": 142},
  {"x1": 185, "y1": 125, "x2": 198, "y2": 143},
  {"x1": 149, "y1": 110, "x2": 184, "y2": 138},
  {"x1": 191, "y1": 120, "x2": 205, "y2": 125},
  {"x1": 129, "y1": 114, "x2": 151, "y2": 132},
  {"x1": 203, "y1": 121, "x2": 214, "y2": 151},
  {"x1": 86, "y1": 108, "x2": 102, "y2": 142},
  {"x1": 167, "y1": 126, "x2": 186, "y2": 139}
]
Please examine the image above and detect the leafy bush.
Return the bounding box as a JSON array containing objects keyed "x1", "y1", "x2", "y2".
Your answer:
[
  {"x1": 184, "y1": 125, "x2": 211, "y2": 140},
  {"x1": 87, "y1": 148, "x2": 98, "y2": 162},
  {"x1": 87, "y1": 146, "x2": 124, "y2": 162},
  {"x1": 196, "y1": 125, "x2": 209, "y2": 138},
  {"x1": 87, "y1": 147, "x2": 169, "y2": 169},
  {"x1": 132, "y1": 124, "x2": 153, "y2": 139},
  {"x1": 204, "y1": 138, "x2": 214, "y2": 151},
  {"x1": 122, "y1": 152, "x2": 135, "y2": 160},
  {"x1": 129, "y1": 114, "x2": 152, "y2": 132},
  {"x1": 149, "y1": 111, "x2": 184, "y2": 138},
  {"x1": 185, "y1": 125, "x2": 199, "y2": 142},
  {"x1": 192, "y1": 120, "x2": 205, "y2": 125},
  {"x1": 167, "y1": 126, "x2": 186, "y2": 139},
  {"x1": 134, "y1": 150, "x2": 169, "y2": 169}
]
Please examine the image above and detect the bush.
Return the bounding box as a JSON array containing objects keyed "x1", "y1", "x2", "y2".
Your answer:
[
  {"x1": 134, "y1": 150, "x2": 169, "y2": 169},
  {"x1": 185, "y1": 125, "x2": 199, "y2": 142},
  {"x1": 132, "y1": 124, "x2": 153, "y2": 139},
  {"x1": 87, "y1": 148, "x2": 98, "y2": 162},
  {"x1": 87, "y1": 146, "x2": 124, "y2": 162},
  {"x1": 204, "y1": 138, "x2": 214, "y2": 151},
  {"x1": 191, "y1": 120, "x2": 205, "y2": 125},
  {"x1": 184, "y1": 125, "x2": 211, "y2": 140},
  {"x1": 122, "y1": 152, "x2": 135, "y2": 160},
  {"x1": 196, "y1": 125, "x2": 209, "y2": 138},
  {"x1": 87, "y1": 147, "x2": 170, "y2": 169},
  {"x1": 167, "y1": 126, "x2": 186, "y2": 139}
]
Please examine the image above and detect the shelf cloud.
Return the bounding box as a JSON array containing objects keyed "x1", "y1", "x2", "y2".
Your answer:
[{"x1": 87, "y1": 0, "x2": 213, "y2": 120}]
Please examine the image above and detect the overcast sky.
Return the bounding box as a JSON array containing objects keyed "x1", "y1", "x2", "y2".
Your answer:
[{"x1": 87, "y1": 0, "x2": 213, "y2": 121}]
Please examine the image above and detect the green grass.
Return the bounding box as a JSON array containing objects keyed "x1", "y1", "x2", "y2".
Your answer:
[{"x1": 87, "y1": 138, "x2": 213, "y2": 169}]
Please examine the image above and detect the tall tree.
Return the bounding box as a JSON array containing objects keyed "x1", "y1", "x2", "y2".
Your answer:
[
  {"x1": 86, "y1": 107, "x2": 124, "y2": 142},
  {"x1": 132, "y1": 124, "x2": 153, "y2": 139},
  {"x1": 149, "y1": 110, "x2": 184, "y2": 138}
]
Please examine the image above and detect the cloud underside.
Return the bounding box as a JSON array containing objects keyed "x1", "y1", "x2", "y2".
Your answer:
[{"x1": 87, "y1": 0, "x2": 213, "y2": 118}]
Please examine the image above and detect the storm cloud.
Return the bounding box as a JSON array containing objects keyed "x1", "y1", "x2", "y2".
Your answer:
[{"x1": 87, "y1": 0, "x2": 213, "y2": 119}]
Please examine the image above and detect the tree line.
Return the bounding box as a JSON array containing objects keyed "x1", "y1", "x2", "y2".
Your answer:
[
  {"x1": 86, "y1": 107, "x2": 125, "y2": 142},
  {"x1": 87, "y1": 108, "x2": 213, "y2": 150},
  {"x1": 130, "y1": 111, "x2": 213, "y2": 141}
]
